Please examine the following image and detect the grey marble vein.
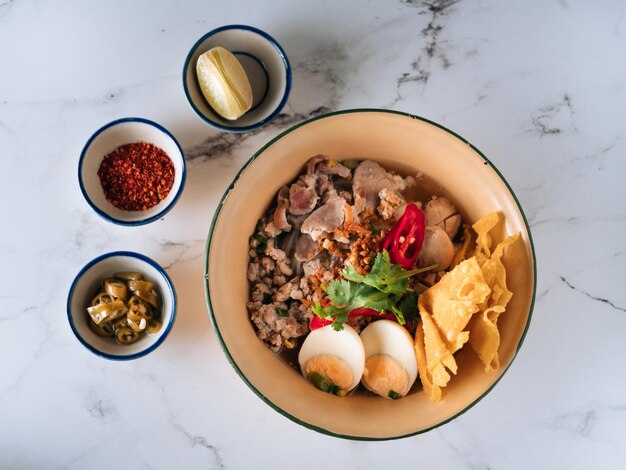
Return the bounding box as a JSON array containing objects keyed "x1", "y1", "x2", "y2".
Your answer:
[
  {"x1": 172, "y1": 424, "x2": 225, "y2": 469},
  {"x1": 131, "y1": 370, "x2": 225, "y2": 468},
  {"x1": 566, "y1": 136, "x2": 620, "y2": 169},
  {"x1": 551, "y1": 405, "x2": 626, "y2": 439},
  {"x1": 529, "y1": 93, "x2": 576, "y2": 136},
  {"x1": 436, "y1": 431, "x2": 475, "y2": 469},
  {"x1": 290, "y1": 41, "x2": 345, "y2": 106},
  {"x1": 0, "y1": 306, "x2": 51, "y2": 396},
  {"x1": 0, "y1": 0, "x2": 14, "y2": 18},
  {"x1": 184, "y1": 106, "x2": 332, "y2": 162},
  {"x1": 472, "y1": 78, "x2": 495, "y2": 106},
  {"x1": 0, "y1": 304, "x2": 35, "y2": 322},
  {"x1": 571, "y1": 251, "x2": 626, "y2": 277},
  {"x1": 83, "y1": 390, "x2": 119, "y2": 422},
  {"x1": 560, "y1": 275, "x2": 626, "y2": 313},
  {"x1": 154, "y1": 237, "x2": 205, "y2": 270},
  {"x1": 185, "y1": 132, "x2": 252, "y2": 162},
  {"x1": 72, "y1": 211, "x2": 112, "y2": 252},
  {"x1": 0, "y1": 76, "x2": 174, "y2": 108},
  {"x1": 59, "y1": 444, "x2": 102, "y2": 470},
  {"x1": 391, "y1": 1, "x2": 461, "y2": 105},
  {"x1": 556, "y1": 409, "x2": 597, "y2": 438},
  {"x1": 419, "y1": 0, "x2": 460, "y2": 69}
]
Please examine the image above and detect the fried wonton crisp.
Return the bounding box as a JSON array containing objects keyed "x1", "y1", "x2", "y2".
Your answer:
[
  {"x1": 414, "y1": 308, "x2": 458, "y2": 402},
  {"x1": 472, "y1": 211, "x2": 500, "y2": 266},
  {"x1": 468, "y1": 232, "x2": 520, "y2": 371},
  {"x1": 419, "y1": 257, "x2": 490, "y2": 353},
  {"x1": 414, "y1": 211, "x2": 521, "y2": 401}
]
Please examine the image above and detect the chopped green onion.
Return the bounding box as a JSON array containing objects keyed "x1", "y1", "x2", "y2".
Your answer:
[
  {"x1": 388, "y1": 390, "x2": 400, "y2": 400},
  {"x1": 251, "y1": 232, "x2": 267, "y2": 255},
  {"x1": 275, "y1": 307, "x2": 289, "y2": 317},
  {"x1": 308, "y1": 372, "x2": 335, "y2": 393}
]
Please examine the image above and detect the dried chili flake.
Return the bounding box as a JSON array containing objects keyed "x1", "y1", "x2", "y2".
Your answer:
[{"x1": 98, "y1": 142, "x2": 175, "y2": 211}]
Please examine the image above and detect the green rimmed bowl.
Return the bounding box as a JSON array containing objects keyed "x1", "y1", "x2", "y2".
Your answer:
[{"x1": 204, "y1": 109, "x2": 536, "y2": 439}]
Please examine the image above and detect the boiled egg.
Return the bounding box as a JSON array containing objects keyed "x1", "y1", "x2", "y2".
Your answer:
[
  {"x1": 360, "y1": 320, "x2": 418, "y2": 399},
  {"x1": 298, "y1": 324, "x2": 365, "y2": 395}
]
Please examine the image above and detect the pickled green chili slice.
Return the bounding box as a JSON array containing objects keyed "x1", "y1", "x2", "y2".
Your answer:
[
  {"x1": 87, "y1": 299, "x2": 127, "y2": 325},
  {"x1": 127, "y1": 311, "x2": 147, "y2": 332},
  {"x1": 91, "y1": 292, "x2": 113, "y2": 307},
  {"x1": 112, "y1": 316, "x2": 128, "y2": 331},
  {"x1": 88, "y1": 319, "x2": 114, "y2": 337},
  {"x1": 127, "y1": 280, "x2": 159, "y2": 307},
  {"x1": 145, "y1": 319, "x2": 162, "y2": 335},
  {"x1": 127, "y1": 295, "x2": 150, "y2": 317},
  {"x1": 115, "y1": 326, "x2": 140, "y2": 345},
  {"x1": 127, "y1": 280, "x2": 154, "y2": 291},
  {"x1": 104, "y1": 279, "x2": 128, "y2": 300},
  {"x1": 135, "y1": 290, "x2": 158, "y2": 307},
  {"x1": 86, "y1": 271, "x2": 162, "y2": 346}
]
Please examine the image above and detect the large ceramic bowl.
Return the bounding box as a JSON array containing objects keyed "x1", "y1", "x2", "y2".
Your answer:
[{"x1": 204, "y1": 109, "x2": 536, "y2": 439}]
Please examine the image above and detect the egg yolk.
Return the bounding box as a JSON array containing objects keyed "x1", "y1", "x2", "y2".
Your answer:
[
  {"x1": 304, "y1": 355, "x2": 354, "y2": 391},
  {"x1": 362, "y1": 354, "x2": 409, "y2": 398}
]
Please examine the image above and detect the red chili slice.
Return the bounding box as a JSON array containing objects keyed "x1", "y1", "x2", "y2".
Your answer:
[
  {"x1": 310, "y1": 308, "x2": 397, "y2": 330},
  {"x1": 382, "y1": 203, "x2": 426, "y2": 269}
]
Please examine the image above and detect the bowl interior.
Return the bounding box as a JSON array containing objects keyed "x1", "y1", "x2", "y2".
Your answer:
[
  {"x1": 80, "y1": 120, "x2": 185, "y2": 225},
  {"x1": 206, "y1": 110, "x2": 535, "y2": 439},
  {"x1": 68, "y1": 253, "x2": 175, "y2": 359},
  {"x1": 184, "y1": 26, "x2": 290, "y2": 131}
]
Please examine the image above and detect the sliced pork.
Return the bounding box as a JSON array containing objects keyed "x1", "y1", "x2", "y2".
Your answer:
[
  {"x1": 300, "y1": 197, "x2": 347, "y2": 241},
  {"x1": 273, "y1": 186, "x2": 292, "y2": 232},
  {"x1": 288, "y1": 184, "x2": 318, "y2": 215},
  {"x1": 295, "y1": 233, "x2": 321, "y2": 261},
  {"x1": 353, "y1": 160, "x2": 412, "y2": 215}
]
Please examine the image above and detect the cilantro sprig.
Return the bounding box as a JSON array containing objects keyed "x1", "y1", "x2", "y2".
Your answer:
[{"x1": 312, "y1": 251, "x2": 436, "y2": 330}]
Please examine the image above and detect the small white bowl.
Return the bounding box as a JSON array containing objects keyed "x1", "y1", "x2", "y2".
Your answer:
[
  {"x1": 78, "y1": 117, "x2": 186, "y2": 226},
  {"x1": 67, "y1": 251, "x2": 176, "y2": 360},
  {"x1": 183, "y1": 25, "x2": 291, "y2": 132}
]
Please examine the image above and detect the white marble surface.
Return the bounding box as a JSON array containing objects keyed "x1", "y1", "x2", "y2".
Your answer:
[{"x1": 1, "y1": 0, "x2": 625, "y2": 468}]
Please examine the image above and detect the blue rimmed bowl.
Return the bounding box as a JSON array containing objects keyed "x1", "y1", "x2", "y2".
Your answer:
[
  {"x1": 79, "y1": 117, "x2": 186, "y2": 226},
  {"x1": 67, "y1": 251, "x2": 177, "y2": 360},
  {"x1": 183, "y1": 24, "x2": 291, "y2": 132}
]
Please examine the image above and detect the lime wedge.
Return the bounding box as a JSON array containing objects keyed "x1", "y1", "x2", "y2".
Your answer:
[{"x1": 196, "y1": 46, "x2": 253, "y2": 120}]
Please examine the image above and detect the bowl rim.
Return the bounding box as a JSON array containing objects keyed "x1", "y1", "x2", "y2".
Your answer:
[
  {"x1": 78, "y1": 116, "x2": 187, "y2": 227},
  {"x1": 203, "y1": 108, "x2": 537, "y2": 440},
  {"x1": 182, "y1": 24, "x2": 292, "y2": 133},
  {"x1": 67, "y1": 250, "x2": 177, "y2": 361}
]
